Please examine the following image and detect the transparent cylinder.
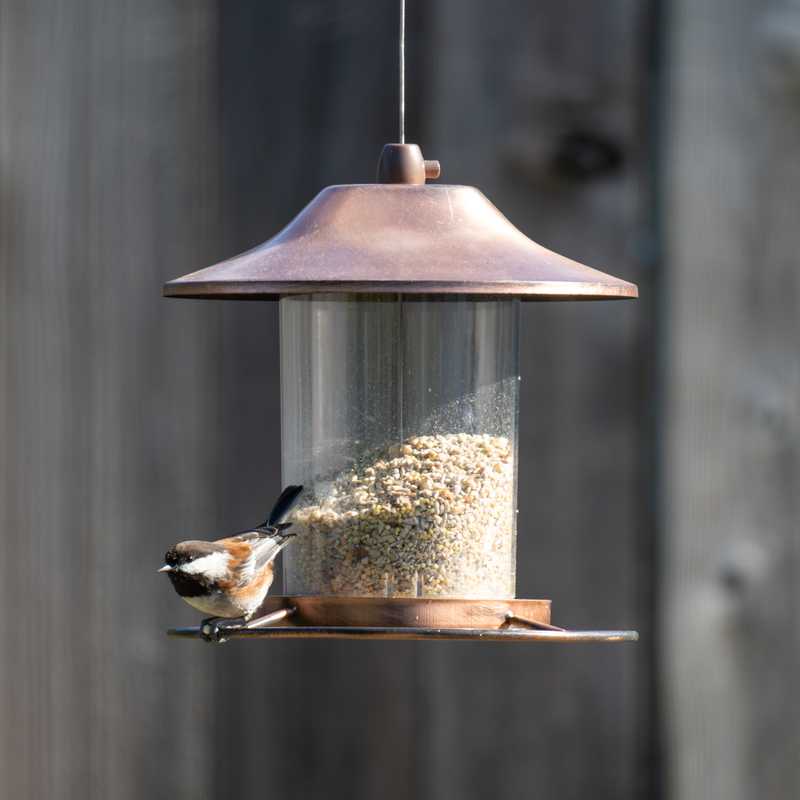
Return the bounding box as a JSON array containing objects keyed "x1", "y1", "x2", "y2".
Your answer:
[{"x1": 281, "y1": 294, "x2": 519, "y2": 598}]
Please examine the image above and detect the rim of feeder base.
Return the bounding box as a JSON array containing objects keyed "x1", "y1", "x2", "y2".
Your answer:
[{"x1": 167, "y1": 626, "x2": 639, "y2": 644}]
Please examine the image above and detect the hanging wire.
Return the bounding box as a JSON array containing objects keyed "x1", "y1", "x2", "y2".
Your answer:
[{"x1": 399, "y1": 0, "x2": 406, "y2": 143}]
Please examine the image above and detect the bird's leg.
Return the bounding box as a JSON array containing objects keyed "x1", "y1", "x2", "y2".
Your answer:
[
  {"x1": 199, "y1": 608, "x2": 295, "y2": 642},
  {"x1": 241, "y1": 606, "x2": 296, "y2": 629}
]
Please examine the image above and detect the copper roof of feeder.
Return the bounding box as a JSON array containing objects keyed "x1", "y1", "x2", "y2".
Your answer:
[{"x1": 164, "y1": 144, "x2": 638, "y2": 301}]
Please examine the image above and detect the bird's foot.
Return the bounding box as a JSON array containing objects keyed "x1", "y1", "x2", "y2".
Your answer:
[{"x1": 199, "y1": 617, "x2": 243, "y2": 644}]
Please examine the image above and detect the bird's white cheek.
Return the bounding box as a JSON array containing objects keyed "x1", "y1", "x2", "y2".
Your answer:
[{"x1": 181, "y1": 551, "x2": 231, "y2": 580}]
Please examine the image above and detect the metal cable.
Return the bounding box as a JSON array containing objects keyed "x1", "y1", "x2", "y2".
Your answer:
[{"x1": 399, "y1": 0, "x2": 406, "y2": 143}]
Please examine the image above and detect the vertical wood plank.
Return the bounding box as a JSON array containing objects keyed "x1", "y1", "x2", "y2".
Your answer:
[
  {"x1": 211, "y1": 4, "x2": 426, "y2": 799},
  {"x1": 0, "y1": 2, "x2": 223, "y2": 797},
  {"x1": 663, "y1": 1, "x2": 800, "y2": 798},
  {"x1": 422, "y1": 1, "x2": 657, "y2": 798}
]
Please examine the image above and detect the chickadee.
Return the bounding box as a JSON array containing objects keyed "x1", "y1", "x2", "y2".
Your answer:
[{"x1": 159, "y1": 485, "x2": 303, "y2": 622}]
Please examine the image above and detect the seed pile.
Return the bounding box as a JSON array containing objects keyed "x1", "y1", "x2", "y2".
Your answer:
[{"x1": 286, "y1": 433, "x2": 515, "y2": 597}]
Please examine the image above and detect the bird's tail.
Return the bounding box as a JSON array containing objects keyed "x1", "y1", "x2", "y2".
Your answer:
[{"x1": 260, "y1": 484, "x2": 304, "y2": 529}]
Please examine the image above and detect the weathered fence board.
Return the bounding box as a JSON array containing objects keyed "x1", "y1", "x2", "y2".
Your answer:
[
  {"x1": 0, "y1": 2, "x2": 223, "y2": 798},
  {"x1": 421, "y1": 2, "x2": 656, "y2": 798},
  {"x1": 213, "y1": 2, "x2": 656, "y2": 798},
  {"x1": 663, "y1": 1, "x2": 800, "y2": 798}
]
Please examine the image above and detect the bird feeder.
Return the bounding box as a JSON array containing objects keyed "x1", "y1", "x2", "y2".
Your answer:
[{"x1": 165, "y1": 142, "x2": 639, "y2": 644}]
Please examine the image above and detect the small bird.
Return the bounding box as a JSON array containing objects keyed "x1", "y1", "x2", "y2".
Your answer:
[{"x1": 159, "y1": 485, "x2": 303, "y2": 623}]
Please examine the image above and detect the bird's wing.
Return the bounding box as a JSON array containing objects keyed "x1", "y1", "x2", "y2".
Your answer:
[{"x1": 217, "y1": 529, "x2": 295, "y2": 584}]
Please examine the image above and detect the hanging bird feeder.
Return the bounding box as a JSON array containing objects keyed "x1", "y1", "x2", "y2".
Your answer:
[{"x1": 166, "y1": 7, "x2": 638, "y2": 645}]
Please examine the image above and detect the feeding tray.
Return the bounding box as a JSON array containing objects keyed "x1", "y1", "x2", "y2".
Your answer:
[{"x1": 167, "y1": 597, "x2": 639, "y2": 643}]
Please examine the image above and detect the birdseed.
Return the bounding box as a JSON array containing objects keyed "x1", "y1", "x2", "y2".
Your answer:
[{"x1": 285, "y1": 433, "x2": 515, "y2": 597}]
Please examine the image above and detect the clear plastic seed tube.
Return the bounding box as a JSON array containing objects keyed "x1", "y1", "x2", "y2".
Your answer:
[{"x1": 280, "y1": 294, "x2": 519, "y2": 598}]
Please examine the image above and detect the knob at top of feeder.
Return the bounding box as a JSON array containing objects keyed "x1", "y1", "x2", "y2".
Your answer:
[{"x1": 377, "y1": 143, "x2": 441, "y2": 185}]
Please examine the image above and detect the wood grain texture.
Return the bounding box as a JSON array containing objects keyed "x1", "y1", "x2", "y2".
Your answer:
[
  {"x1": 211, "y1": 2, "x2": 656, "y2": 797},
  {"x1": 420, "y1": 3, "x2": 657, "y2": 798},
  {"x1": 663, "y1": 1, "x2": 800, "y2": 798},
  {"x1": 0, "y1": 2, "x2": 223, "y2": 798},
  {"x1": 208, "y1": 5, "x2": 424, "y2": 798}
]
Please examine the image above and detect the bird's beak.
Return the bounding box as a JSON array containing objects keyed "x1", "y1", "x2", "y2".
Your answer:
[{"x1": 157, "y1": 564, "x2": 173, "y2": 573}]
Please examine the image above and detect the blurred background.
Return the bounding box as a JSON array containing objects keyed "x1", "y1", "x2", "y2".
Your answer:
[{"x1": 1, "y1": 1, "x2": 797, "y2": 798}]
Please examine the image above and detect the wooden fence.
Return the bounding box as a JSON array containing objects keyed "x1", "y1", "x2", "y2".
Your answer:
[{"x1": 0, "y1": 2, "x2": 796, "y2": 798}]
